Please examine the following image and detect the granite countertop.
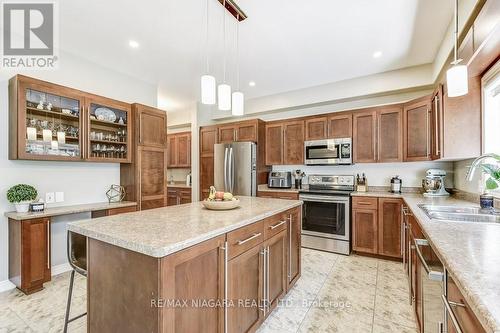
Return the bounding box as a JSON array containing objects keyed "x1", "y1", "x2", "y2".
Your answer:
[
  {"x1": 357, "y1": 190, "x2": 500, "y2": 332},
  {"x1": 68, "y1": 196, "x2": 302, "y2": 258},
  {"x1": 5, "y1": 201, "x2": 137, "y2": 221},
  {"x1": 257, "y1": 184, "x2": 300, "y2": 193}
]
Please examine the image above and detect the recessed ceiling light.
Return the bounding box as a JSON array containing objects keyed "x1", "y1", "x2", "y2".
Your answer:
[
  {"x1": 249, "y1": 81, "x2": 256, "y2": 87},
  {"x1": 128, "y1": 40, "x2": 140, "y2": 48},
  {"x1": 373, "y1": 51, "x2": 382, "y2": 58}
]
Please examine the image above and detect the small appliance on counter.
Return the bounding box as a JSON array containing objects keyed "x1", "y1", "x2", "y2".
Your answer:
[
  {"x1": 268, "y1": 171, "x2": 292, "y2": 188},
  {"x1": 293, "y1": 170, "x2": 306, "y2": 189},
  {"x1": 422, "y1": 169, "x2": 450, "y2": 197},
  {"x1": 356, "y1": 173, "x2": 367, "y2": 192},
  {"x1": 390, "y1": 176, "x2": 402, "y2": 193},
  {"x1": 186, "y1": 172, "x2": 192, "y2": 186}
]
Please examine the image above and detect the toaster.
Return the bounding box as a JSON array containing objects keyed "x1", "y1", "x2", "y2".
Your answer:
[{"x1": 268, "y1": 172, "x2": 292, "y2": 188}]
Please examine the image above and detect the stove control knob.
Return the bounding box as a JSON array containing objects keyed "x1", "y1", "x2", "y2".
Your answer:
[{"x1": 339, "y1": 177, "x2": 345, "y2": 184}]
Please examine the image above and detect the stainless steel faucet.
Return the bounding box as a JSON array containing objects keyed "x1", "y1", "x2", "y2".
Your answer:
[{"x1": 465, "y1": 154, "x2": 499, "y2": 181}]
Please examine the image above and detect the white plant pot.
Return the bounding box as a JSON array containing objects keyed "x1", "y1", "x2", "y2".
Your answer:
[{"x1": 14, "y1": 201, "x2": 31, "y2": 213}]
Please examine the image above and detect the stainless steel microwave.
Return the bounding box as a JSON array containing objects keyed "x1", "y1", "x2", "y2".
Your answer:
[{"x1": 304, "y1": 138, "x2": 352, "y2": 165}]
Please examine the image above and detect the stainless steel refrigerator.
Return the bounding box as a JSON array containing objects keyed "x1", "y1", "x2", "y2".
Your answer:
[{"x1": 214, "y1": 142, "x2": 257, "y2": 196}]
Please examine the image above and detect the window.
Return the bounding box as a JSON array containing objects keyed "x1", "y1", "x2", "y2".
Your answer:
[{"x1": 482, "y1": 60, "x2": 500, "y2": 154}]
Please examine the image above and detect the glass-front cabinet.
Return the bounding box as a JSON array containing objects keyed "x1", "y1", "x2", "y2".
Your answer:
[
  {"x1": 9, "y1": 75, "x2": 132, "y2": 163},
  {"x1": 85, "y1": 96, "x2": 131, "y2": 163}
]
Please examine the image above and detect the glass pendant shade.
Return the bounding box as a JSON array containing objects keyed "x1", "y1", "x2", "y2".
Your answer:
[
  {"x1": 231, "y1": 91, "x2": 244, "y2": 116},
  {"x1": 218, "y1": 84, "x2": 231, "y2": 111},
  {"x1": 201, "y1": 75, "x2": 216, "y2": 105},
  {"x1": 446, "y1": 64, "x2": 468, "y2": 97}
]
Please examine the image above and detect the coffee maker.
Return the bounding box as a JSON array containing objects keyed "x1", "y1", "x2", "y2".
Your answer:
[{"x1": 422, "y1": 169, "x2": 450, "y2": 197}]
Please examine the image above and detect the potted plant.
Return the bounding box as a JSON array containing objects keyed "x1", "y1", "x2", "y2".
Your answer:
[
  {"x1": 7, "y1": 184, "x2": 38, "y2": 213},
  {"x1": 480, "y1": 154, "x2": 500, "y2": 208}
]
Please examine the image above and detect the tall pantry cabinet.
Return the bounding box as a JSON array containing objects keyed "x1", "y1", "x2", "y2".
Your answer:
[{"x1": 121, "y1": 104, "x2": 168, "y2": 210}]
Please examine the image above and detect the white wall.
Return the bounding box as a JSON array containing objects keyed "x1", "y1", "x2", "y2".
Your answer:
[
  {"x1": 273, "y1": 161, "x2": 454, "y2": 189},
  {"x1": 0, "y1": 51, "x2": 157, "y2": 289}
]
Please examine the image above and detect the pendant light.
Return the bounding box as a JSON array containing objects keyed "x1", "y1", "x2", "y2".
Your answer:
[
  {"x1": 232, "y1": 14, "x2": 244, "y2": 116},
  {"x1": 218, "y1": 0, "x2": 231, "y2": 111},
  {"x1": 446, "y1": 0, "x2": 468, "y2": 97},
  {"x1": 201, "y1": 0, "x2": 216, "y2": 105}
]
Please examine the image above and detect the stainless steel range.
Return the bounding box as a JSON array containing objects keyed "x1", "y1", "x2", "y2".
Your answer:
[{"x1": 300, "y1": 175, "x2": 354, "y2": 255}]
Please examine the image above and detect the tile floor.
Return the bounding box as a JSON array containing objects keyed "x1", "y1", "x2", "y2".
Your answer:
[{"x1": 0, "y1": 248, "x2": 416, "y2": 333}]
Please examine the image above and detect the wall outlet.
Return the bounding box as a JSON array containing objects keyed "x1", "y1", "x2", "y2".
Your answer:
[
  {"x1": 55, "y1": 192, "x2": 64, "y2": 203},
  {"x1": 46, "y1": 192, "x2": 55, "y2": 204}
]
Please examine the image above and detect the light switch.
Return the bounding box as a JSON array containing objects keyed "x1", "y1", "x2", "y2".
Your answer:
[
  {"x1": 46, "y1": 192, "x2": 55, "y2": 203},
  {"x1": 55, "y1": 192, "x2": 64, "y2": 203}
]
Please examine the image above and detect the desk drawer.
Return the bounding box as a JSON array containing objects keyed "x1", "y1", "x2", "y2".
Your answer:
[{"x1": 264, "y1": 212, "x2": 288, "y2": 240}]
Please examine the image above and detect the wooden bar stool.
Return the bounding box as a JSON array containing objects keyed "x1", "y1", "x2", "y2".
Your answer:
[{"x1": 63, "y1": 231, "x2": 87, "y2": 333}]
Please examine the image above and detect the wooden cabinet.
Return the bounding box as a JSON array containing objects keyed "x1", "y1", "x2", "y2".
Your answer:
[
  {"x1": 328, "y1": 112, "x2": 352, "y2": 138},
  {"x1": 403, "y1": 96, "x2": 432, "y2": 162},
  {"x1": 287, "y1": 207, "x2": 301, "y2": 290},
  {"x1": 160, "y1": 235, "x2": 226, "y2": 332},
  {"x1": 353, "y1": 110, "x2": 377, "y2": 163},
  {"x1": 200, "y1": 126, "x2": 217, "y2": 155},
  {"x1": 257, "y1": 191, "x2": 299, "y2": 200},
  {"x1": 352, "y1": 208, "x2": 378, "y2": 254},
  {"x1": 121, "y1": 104, "x2": 167, "y2": 210},
  {"x1": 377, "y1": 198, "x2": 402, "y2": 258},
  {"x1": 264, "y1": 230, "x2": 287, "y2": 313},
  {"x1": 446, "y1": 274, "x2": 486, "y2": 333},
  {"x1": 305, "y1": 117, "x2": 328, "y2": 140},
  {"x1": 430, "y1": 85, "x2": 443, "y2": 160},
  {"x1": 265, "y1": 120, "x2": 304, "y2": 165},
  {"x1": 199, "y1": 126, "x2": 218, "y2": 200},
  {"x1": 352, "y1": 197, "x2": 402, "y2": 258},
  {"x1": 218, "y1": 120, "x2": 258, "y2": 143},
  {"x1": 408, "y1": 215, "x2": 424, "y2": 332},
  {"x1": 167, "y1": 187, "x2": 192, "y2": 206},
  {"x1": 167, "y1": 132, "x2": 191, "y2": 168},
  {"x1": 377, "y1": 106, "x2": 403, "y2": 162},
  {"x1": 9, "y1": 75, "x2": 138, "y2": 163},
  {"x1": 8, "y1": 217, "x2": 50, "y2": 294},
  {"x1": 227, "y1": 242, "x2": 264, "y2": 333},
  {"x1": 265, "y1": 123, "x2": 284, "y2": 165}
]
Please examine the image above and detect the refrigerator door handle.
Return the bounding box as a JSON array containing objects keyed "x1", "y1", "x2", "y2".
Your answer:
[
  {"x1": 229, "y1": 147, "x2": 235, "y2": 193},
  {"x1": 223, "y1": 147, "x2": 229, "y2": 192}
]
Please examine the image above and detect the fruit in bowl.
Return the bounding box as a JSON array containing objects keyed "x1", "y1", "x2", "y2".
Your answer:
[
  {"x1": 207, "y1": 186, "x2": 237, "y2": 202},
  {"x1": 203, "y1": 187, "x2": 240, "y2": 210}
]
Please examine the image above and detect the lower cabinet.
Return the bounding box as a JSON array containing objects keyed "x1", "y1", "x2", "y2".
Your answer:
[
  {"x1": 257, "y1": 191, "x2": 299, "y2": 200},
  {"x1": 167, "y1": 187, "x2": 192, "y2": 206},
  {"x1": 265, "y1": 230, "x2": 287, "y2": 313},
  {"x1": 352, "y1": 196, "x2": 402, "y2": 258},
  {"x1": 287, "y1": 207, "x2": 301, "y2": 290},
  {"x1": 8, "y1": 217, "x2": 50, "y2": 294}
]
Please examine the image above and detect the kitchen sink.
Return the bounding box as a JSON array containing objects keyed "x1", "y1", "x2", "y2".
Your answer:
[{"x1": 418, "y1": 204, "x2": 500, "y2": 224}]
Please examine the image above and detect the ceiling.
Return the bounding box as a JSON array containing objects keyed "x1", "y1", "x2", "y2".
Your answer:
[{"x1": 59, "y1": 0, "x2": 454, "y2": 111}]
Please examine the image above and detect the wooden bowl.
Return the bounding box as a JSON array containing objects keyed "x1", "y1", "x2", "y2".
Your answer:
[{"x1": 202, "y1": 198, "x2": 240, "y2": 210}]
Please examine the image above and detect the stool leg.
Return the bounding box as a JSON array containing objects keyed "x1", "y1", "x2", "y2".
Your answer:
[{"x1": 63, "y1": 270, "x2": 75, "y2": 333}]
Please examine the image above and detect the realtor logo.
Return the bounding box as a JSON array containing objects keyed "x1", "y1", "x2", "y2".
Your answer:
[{"x1": 1, "y1": 1, "x2": 58, "y2": 69}]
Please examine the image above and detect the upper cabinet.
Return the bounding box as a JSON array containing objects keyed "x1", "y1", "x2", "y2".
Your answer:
[
  {"x1": 86, "y1": 96, "x2": 132, "y2": 163},
  {"x1": 305, "y1": 117, "x2": 327, "y2": 141},
  {"x1": 9, "y1": 75, "x2": 133, "y2": 163},
  {"x1": 137, "y1": 104, "x2": 167, "y2": 147},
  {"x1": 353, "y1": 109, "x2": 377, "y2": 163},
  {"x1": 265, "y1": 120, "x2": 304, "y2": 165},
  {"x1": 403, "y1": 96, "x2": 432, "y2": 162},
  {"x1": 378, "y1": 106, "x2": 403, "y2": 163},
  {"x1": 167, "y1": 132, "x2": 191, "y2": 168},
  {"x1": 218, "y1": 119, "x2": 259, "y2": 143},
  {"x1": 328, "y1": 113, "x2": 352, "y2": 138},
  {"x1": 9, "y1": 75, "x2": 85, "y2": 161}
]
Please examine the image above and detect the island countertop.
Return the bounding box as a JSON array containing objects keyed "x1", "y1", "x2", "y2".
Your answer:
[{"x1": 68, "y1": 196, "x2": 302, "y2": 258}]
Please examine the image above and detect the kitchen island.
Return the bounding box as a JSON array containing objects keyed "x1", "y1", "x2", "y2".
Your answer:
[{"x1": 68, "y1": 196, "x2": 302, "y2": 333}]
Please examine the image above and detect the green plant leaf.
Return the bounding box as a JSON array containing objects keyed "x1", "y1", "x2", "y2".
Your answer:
[
  {"x1": 6, "y1": 184, "x2": 37, "y2": 203},
  {"x1": 486, "y1": 178, "x2": 499, "y2": 190},
  {"x1": 481, "y1": 164, "x2": 500, "y2": 180}
]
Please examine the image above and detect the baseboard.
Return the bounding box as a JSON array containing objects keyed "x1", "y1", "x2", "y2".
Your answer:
[
  {"x1": 51, "y1": 262, "x2": 72, "y2": 276},
  {"x1": 0, "y1": 279, "x2": 16, "y2": 293}
]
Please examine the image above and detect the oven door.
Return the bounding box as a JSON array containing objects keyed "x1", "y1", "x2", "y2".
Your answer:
[{"x1": 300, "y1": 194, "x2": 350, "y2": 241}]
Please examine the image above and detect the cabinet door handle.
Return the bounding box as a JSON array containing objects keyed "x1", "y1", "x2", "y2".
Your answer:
[
  {"x1": 221, "y1": 242, "x2": 228, "y2": 333},
  {"x1": 260, "y1": 247, "x2": 267, "y2": 314},
  {"x1": 442, "y1": 295, "x2": 464, "y2": 333},
  {"x1": 408, "y1": 239, "x2": 413, "y2": 305},
  {"x1": 288, "y1": 214, "x2": 292, "y2": 281},
  {"x1": 434, "y1": 96, "x2": 440, "y2": 155},
  {"x1": 237, "y1": 233, "x2": 261, "y2": 245},
  {"x1": 266, "y1": 246, "x2": 270, "y2": 313},
  {"x1": 426, "y1": 108, "x2": 430, "y2": 157},
  {"x1": 414, "y1": 238, "x2": 444, "y2": 281},
  {"x1": 270, "y1": 220, "x2": 287, "y2": 230},
  {"x1": 47, "y1": 221, "x2": 50, "y2": 269}
]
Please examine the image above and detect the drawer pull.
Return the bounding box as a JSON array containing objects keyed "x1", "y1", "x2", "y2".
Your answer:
[
  {"x1": 237, "y1": 233, "x2": 262, "y2": 245},
  {"x1": 270, "y1": 220, "x2": 287, "y2": 230},
  {"x1": 414, "y1": 238, "x2": 443, "y2": 281},
  {"x1": 357, "y1": 201, "x2": 373, "y2": 205}
]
